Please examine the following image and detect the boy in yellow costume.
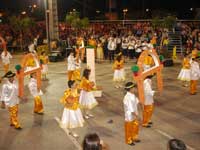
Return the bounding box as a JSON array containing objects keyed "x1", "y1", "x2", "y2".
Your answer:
[
  {"x1": 190, "y1": 57, "x2": 200, "y2": 95},
  {"x1": 123, "y1": 82, "x2": 141, "y2": 146},
  {"x1": 28, "y1": 73, "x2": 44, "y2": 114},
  {"x1": 142, "y1": 75, "x2": 155, "y2": 128},
  {"x1": 1, "y1": 71, "x2": 22, "y2": 129}
]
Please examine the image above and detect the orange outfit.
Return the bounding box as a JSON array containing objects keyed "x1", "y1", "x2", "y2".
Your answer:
[
  {"x1": 182, "y1": 58, "x2": 190, "y2": 69},
  {"x1": 144, "y1": 55, "x2": 153, "y2": 66},
  {"x1": 34, "y1": 96, "x2": 44, "y2": 113},
  {"x1": 8, "y1": 105, "x2": 21, "y2": 128},
  {"x1": 60, "y1": 89, "x2": 79, "y2": 110},
  {"x1": 192, "y1": 49, "x2": 198, "y2": 58},
  {"x1": 113, "y1": 60, "x2": 124, "y2": 70},
  {"x1": 125, "y1": 120, "x2": 139, "y2": 144},
  {"x1": 3, "y1": 64, "x2": 9, "y2": 73},
  {"x1": 142, "y1": 105, "x2": 154, "y2": 126},
  {"x1": 190, "y1": 80, "x2": 197, "y2": 94},
  {"x1": 79, "y1": 77, "x2": 94, "y2": 92}
]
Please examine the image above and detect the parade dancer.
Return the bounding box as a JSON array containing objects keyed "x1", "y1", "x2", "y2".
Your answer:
[
  {"x1": 143, "y1": 54, "x2": 153, "y2": 71},
  {"x1": 177, "y1": 54, "x2": 191, "y2": 87},
  {"x1": 40, "y1": 51, "x2": 49, "y2": 80},
  {"x1": 28, "y1": 73, "x2": 44, "y2": 114},
  {"x1": 73, "y1": 57, "x2": 81, "y2": 81},
  {"x1": 123, "y1": 82, "x2": 141, "y2": 146},
  {"x1": 190, "y1": 57, "x2": 200, "y2": 95},
  {"x1": 79, "y1": 68, "x2": 98, "y2": 119},
  {"x1": 1, "y1": 71, "x2": 22, "y2": 129},
  {"x1": 1, "y1": 49, "x2": 12, "y2": 73},
  {"x1": 142, "y1": 75, "x2": 155, "y2": 128},
  {"x1": 67, "y1": 51, "x2": 76, "y2": 81},
  {"x1": 60, "y1": 80, "x2": 84, "y2": 137},
  {"x1": 113, "y1": 53, "x2": 125, "y2": 88}
]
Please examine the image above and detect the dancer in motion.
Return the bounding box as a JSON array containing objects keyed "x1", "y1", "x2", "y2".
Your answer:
[
  {"x1": 79, "y1": 68, "x2": 98, "y2": 119},
  {"x1": 113, "y1": 53, "x2": 125, "y2": 88},
  {"x1": 60, "y1": 80, "x2": 84, "y2": 137},
  {"x1": 177, "y1": 54, "x2": 191, "y2": 87}
]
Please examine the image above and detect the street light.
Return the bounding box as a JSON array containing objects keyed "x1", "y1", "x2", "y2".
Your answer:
[
  {"x1": 123, "y1": 8, "x2": 128, "y2": 27},
  {"x1": 21, "y1": 11, "x2": 27, "y2": 15}
]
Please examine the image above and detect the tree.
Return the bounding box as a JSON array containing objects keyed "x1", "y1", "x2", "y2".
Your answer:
[
  {"x1": 163, "y1": 16, "x2": 176, "y2": 29},
  {"x1": 66, "y1": 11, "x2": 89, "y2": 31},
  {"x1": 9, "y1": 16, "x2": 35, "y2": 50},
  {"x1": 151, "y1": 17, "x2": 162, "y2": 29}
]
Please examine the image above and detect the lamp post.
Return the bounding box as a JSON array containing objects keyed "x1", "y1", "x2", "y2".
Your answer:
[
  {"x1": 44, "y1": 0, "x2": 51, "y2": 52},
  {"x1": 123, "y1": 8, "x2": 128, "y2": 27}
]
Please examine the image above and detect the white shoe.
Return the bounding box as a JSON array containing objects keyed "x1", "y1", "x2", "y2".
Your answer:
[
  {"x1": 72, "y1": 133, "x2": 79, "y2": 138},
  {"x1": 88, "y1": 114, "x2": 94, "y2": 118},
  {"x1": 84, "y1": 115, "x2": 90, "y2": 119}
]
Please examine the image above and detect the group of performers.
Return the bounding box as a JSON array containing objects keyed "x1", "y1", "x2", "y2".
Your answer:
[
  {"x1": 178, "y1": 49, "x2": 200, "y2": 95},
  {"x1": 1, "y1": 35, "x2": 200, "y2": 147}
]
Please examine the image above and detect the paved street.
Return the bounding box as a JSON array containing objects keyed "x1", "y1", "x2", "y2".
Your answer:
[{"x1": 0, "y1": 55, "x2": 200, "y2": 150}]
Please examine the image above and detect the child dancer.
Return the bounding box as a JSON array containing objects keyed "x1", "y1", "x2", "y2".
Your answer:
[
  {"x1": 123, "y1": 82, "x2": 141, "y2": 146},
  {"x1": 142, "y1": 75, "x2": 155, "y2": 128},
  {"x1": 40, "y1": 51, "x2": 49, "y2": 80},
  {"x1": 1, "y1": 71, "x2": 22, "y2": 129},
  {"x1": 79, "y1": 68, "x2": 98, "y2": 119},
  {"x1": 177, "y1": 54, "x2": 191, "y2": 87},
  {"x1": 28, "y1": 73, "x2": 44, "y2": 114},
  {"x1": 113, "y1": 53, "x2": 125, "y2": 88},
  {"x1": 60, "y1": 80, "x2": 84, "y2": 137},
  {"x1": 1, "y1": 49, "x2": 12, "y2": 73}
]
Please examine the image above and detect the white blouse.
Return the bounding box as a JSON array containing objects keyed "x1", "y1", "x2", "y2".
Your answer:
[{"x1": 123, "y1": 92, "x2": 139, "y2": 122}]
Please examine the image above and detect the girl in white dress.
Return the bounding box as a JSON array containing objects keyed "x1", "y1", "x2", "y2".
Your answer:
[
  {"x1": 60, "y1": 80, "x2": 84, "y2": 137},
  {"x1": 79, "y1": 68, "x2": 98, "y2": 119},
  {"x1": 177, "y1": 54, "x2": 191, "y2": 87},
  {"x1": 113, "y1": 53, "x2": 125, "y2": 88}
]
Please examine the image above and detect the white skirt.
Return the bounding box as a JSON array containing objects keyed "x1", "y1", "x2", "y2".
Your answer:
[
  {"x1": 42, "y1": 64, "x2": 48, "y2": 74},
  {"x1": 79, "y1": 90, "x2": 98, "y2": 109},
  {"x1": 177, "y1": 69, "x2": 191, "y2": 81},
  {"x1": 61, "y1": 108, "x2": 84, "y2": 129},
  {"x1": 113, "y1": 69, "x2": 125, "y2": 81}
]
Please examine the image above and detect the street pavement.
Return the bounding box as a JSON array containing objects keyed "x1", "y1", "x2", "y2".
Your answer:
[{"x1": 0, "y1": 55, "x2": 200, "y2": 150}]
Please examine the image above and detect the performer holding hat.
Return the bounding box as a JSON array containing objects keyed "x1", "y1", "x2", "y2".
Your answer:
[
  {"x1": 123, "y1": 82, "x2": 141, "y2": 146},
  {"x1": 1, "y1": 71, "x2": 22, "y2": 129}
]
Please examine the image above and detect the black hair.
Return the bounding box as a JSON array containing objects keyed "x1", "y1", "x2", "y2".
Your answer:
[
  {"x1": 116, "y1": 55, "x2": 122, "y2": 62},
  {"x1": 83, "y1": 133, "x2": 102, "y2": 150},
  {"x1": 124, "y1": 82, "x2": 136, "y2": 91},
  {"x1": 146, "y1": 75, "x2": 154, "y2": 79},
  {"x1": 68, "y1": 80, "x2": 75, "y2": 88},
  {"x1": 83, "y1": 69, "x2": 91, "y2": 80},
  {"x1": 168, "y1": 139, "x2": 186, "y2": 150},
  {"x1": 41, "y1": 51, "x2": 45, "y2": 55}
]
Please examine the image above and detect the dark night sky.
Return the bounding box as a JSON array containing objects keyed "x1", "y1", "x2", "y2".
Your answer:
[{"x1": 0, "y1": 0, "x2": 199, "y2": 19}]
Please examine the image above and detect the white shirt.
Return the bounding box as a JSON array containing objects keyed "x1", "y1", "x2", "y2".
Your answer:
[
  {"x1": 107, "y1": 40, "x2": 117, "y2": 51},
  {"x1": 1, "y1": 51, "x2": 12, "y2": 64},
  {"x1": 190, "y1": 61, "x2": 200, "y2": 80},
  {"x1": 28, "y1": 43, "x2": 35, "y2": 53},
  {"x1": 144, "y1": 79, "x2": 155, "y2": 105},
  {"x1": 1, "y1": 80, "x2": 19, "y2": 107},
  {"x1": 67, "y1": 55, "x2": 76, "y2": 71},
  {"x1": 123, "y1": 92, "x2": 139, "y2": 122},
  {"x1": 28, "y1": 78, "x2": 43, "y2": 97}
]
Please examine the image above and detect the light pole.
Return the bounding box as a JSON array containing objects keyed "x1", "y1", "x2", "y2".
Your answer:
[
  {"x1": 44, "y1": 0, "x2": 51, "y2": 52},
  {"x1": 123, "y1": 8, "x2": 128, "y2": 27}
]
